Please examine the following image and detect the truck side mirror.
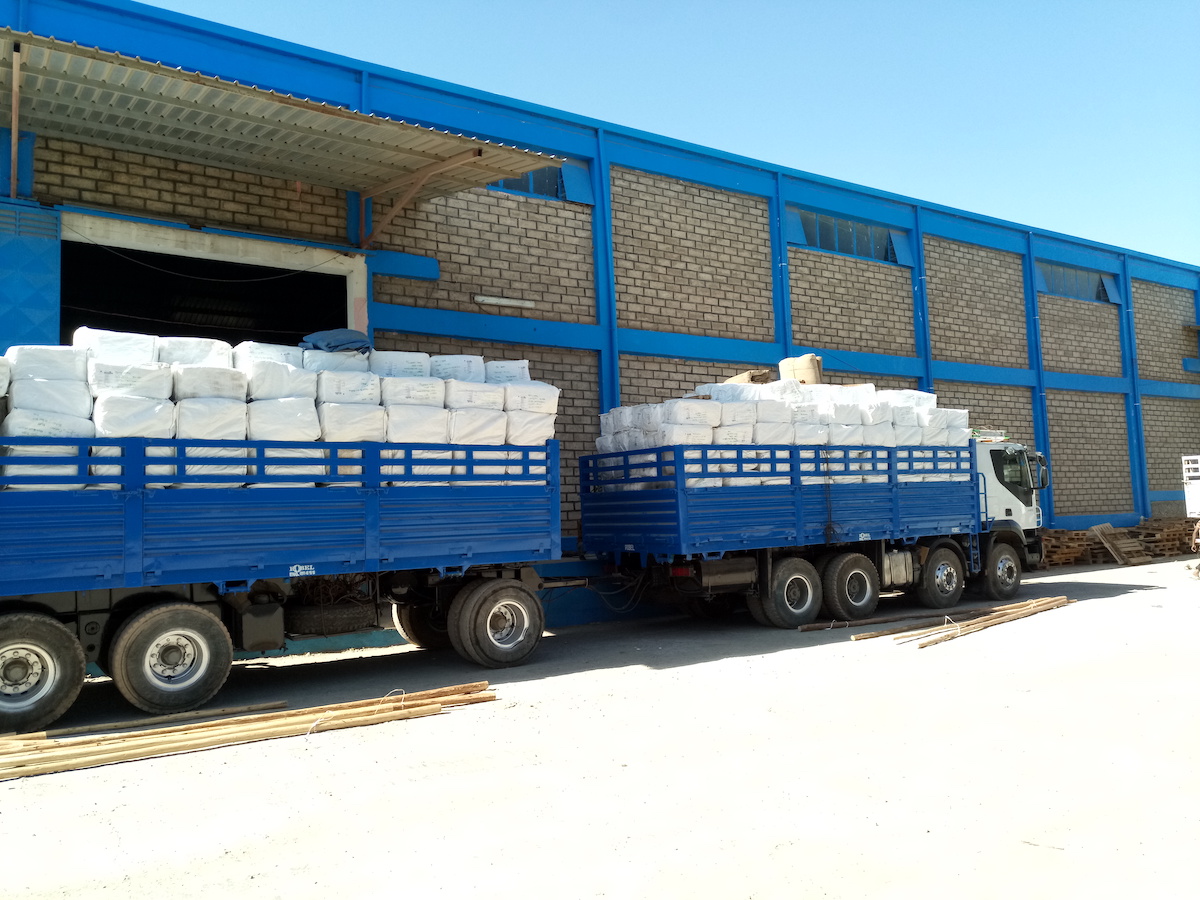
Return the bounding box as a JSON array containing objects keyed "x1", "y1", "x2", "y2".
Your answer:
[{"x1": 1035, "y1": 453, "x2": 1049, "y2": 489}]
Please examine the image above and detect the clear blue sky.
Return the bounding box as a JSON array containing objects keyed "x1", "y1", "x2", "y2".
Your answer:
[{"x1": 141, "y1": 0, "x2": 1199, "y2": 266}]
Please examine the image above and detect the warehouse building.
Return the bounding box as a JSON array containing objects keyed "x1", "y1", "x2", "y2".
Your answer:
[{"x1": 2, "y1": 0, "x2": 1198, "y2": 541}]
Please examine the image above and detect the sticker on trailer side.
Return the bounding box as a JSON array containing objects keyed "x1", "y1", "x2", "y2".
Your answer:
[
  {"x1": 858, "y1": 533, "x2": 871, "y2": 541},
  {"x1": 289, "y1": 564, "x2": 317, "y2": 577}
]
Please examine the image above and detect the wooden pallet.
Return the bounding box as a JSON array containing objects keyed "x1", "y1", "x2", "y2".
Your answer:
[{"x1": 1088, "y1": 523, "x2": 1153, "y2": 566}]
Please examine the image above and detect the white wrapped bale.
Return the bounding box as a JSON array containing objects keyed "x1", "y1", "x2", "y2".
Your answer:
[
  {"x1": 921, "y1": 428, "x2": 950, "y2": 447},
  {"x1": 828, "y1": 424, "x2": 865, "y2": 446},
  {"x1": 651, "y1": 424, "x2": 713, "y2": 446},
  {"x1": 790, "y1": 402, "x2": 825, "y2": 425},
  {"x1": 633, "y1": 404, "x2": 663, "y2": 432},
  {"x1": 484, "y1": 359, "x2": 531, "y2": 384},
  {"x1": 705, "y1": 383, "x2": 765, "y2": 403},
  {"x1": 233, "y1": 341, "x2": 304, "y2": 370},
  {"x1": 247, "y1": 398, "x2": 324, "y2": 484},
  {"x1": 753, "y1": 422, "x2": 793, "y2": 445},
  {"x1": 595, "y1": 434, "x2": 618, "y2": 454},
  {"x1": 72, "y1": 327, "x2": 157, "y2": 365},
  {"x1": 713, "y1": 424, "x2": 754, "y2": 445},
  {"x1": 0, "y1": 358, "x2": 9, "y2": 395},
  {"x1": 947, "y1": 427, "x2": 972, "y2": 447},
  {"x1": 173, "y1": 366, "x2": 248, "y2": 402},
  {"x1": 719, "y1": 402, "x2": 757, "y2": 427},
  {"x1": 319, "y1": 403, "x2": 387, "y2": 481},
  {"x1": 611, "y1": 406, "x2": 637, "y2": 432},
  {"x1": 380, "y1": 377, "x2": 446, "y2": 408},
  {"x1": 369, "y1": 351, "x2": 430, "y2": 378},
  {"x1": 916, "y1": 407, "x2": 950, "y2": 429},
  {"x1": 662, "y1": 398, "x2": 721, "y2": 426},
  {"x1": 429, "y1": 355, "x2": 485, "y2": 382},
  {"x1": 302, "y1": 349, "x2": 370, "y2": 373},
  {"x1": 6, "y1": 346, "x2": 88, "y2": 382},
  {"x1": 316, "y1": 370, "x2": 381, "y2": 405},
  {"x1": 862, "y1": 423, "x2": 897, "y2": 447},
  {"x1": 860, "y1": 399, "x2": 894, "y2": 426},
  {"x1": 2, "y1": 409, "x2": 94, "y2": 489},
  {"x1": 448, "y1": 408, "x2": 508, "y2": 445},
  {"x1": 506, "y1": 411, "x2": 556, "y2": 446},
  {"x1": 243, "y1": 360, "x2": 318, "y2": 401},
  {"x1": 598, "y1": 411, "x2": 616, "y2": 436},
  {"x1": 943, "y1": 409, "x2": 970, "y2": 429},
  {"x1": 755, "y1": 400, "x2": 792, "y2": 424},
  {"x1": 793, "y1": 423, "x2": 830, "y2": 445},
  {"x1": 876, "y1": 389, "x2": 937, "y2": 410},
  {"x1": 384, "y1": 406, "x2": 452, "y2": 486},
  {"x1": 174, "y1": 398, "x2": 247, "y2": 488},
  {"x1": 444, "y1": 380, "x2": 506, "y2": 411},
  {"x1": 90, "y1": 397, "x2": 176, "y2": 487},
  {"x1": 821, "y1": 399, "x2": 862, "y2": 426},
  {"x1": 891, "y1": 405, "x2": 919, "y2": 428},
  {"x1": 157, "y1": 336, "x2": 232, "y2": 368},
  {"x1": 502, "y1": 381, "x2": 561, "y2": 415},
  {"x1": 87, "y1": 359, "x2": 174, "y2": 400},
  {"x1": 10, "y1": 379, "x2": 93, "y2": 420},
  {"x1": 894, "y1": 425, "x2": 924, "y2": 446}
]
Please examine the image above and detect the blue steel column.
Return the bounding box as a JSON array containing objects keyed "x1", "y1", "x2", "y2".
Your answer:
[
  {"x1": 1120, "y1": 254, "x2": 1151, "y2": 519},
  {"x1": 1023, "y1": 232, "x2": 1054, "y2": 523},
  {"x1": 911, "y1": 207, "x2": 934, "y2": 392},
  {"x1": 771, "y1": 173, "x2": 793, "y2": 361},
  {"x1": 592, "y1": 128, "x2": 620, "y2": 414}
]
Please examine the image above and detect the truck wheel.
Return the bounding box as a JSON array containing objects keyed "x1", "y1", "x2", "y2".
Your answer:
[
  {"x1": 822, "y1": 553, "x2": 880, "y2": 621},
  {"x1": 0, "y1": 613, "x2": 86, "y2": 734},
  {"x1": 109, "y1": 604, "x2": 233, "y2": 715},
  {"x1": 982, "y1": 543, "x2": 1022, "y2": 603},
  {"x1": 397, "y1": 605, "x2": 453, "y2": 650},
  {"x1": 758, "y1": 558, "x2": 823, "y2": 628},
  {"x1": 448, "y1": 579, "x2": 544, "y2": 668},
  {"x1": 915, "y1": 546, "x2": 965, "y2": 609}
]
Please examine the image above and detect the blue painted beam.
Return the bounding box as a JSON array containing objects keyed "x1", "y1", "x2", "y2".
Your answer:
[
  {"x1": 769, "y1": 173, "x2": 793, "y2": 362},
  {"x1": 1042, "y1": 372, "x2": 1131, "y2": 394},
  {"x1": 911, "y1": 208, "x2": 934, "y2": 391},
  {"x1": 593, "y1": 130, "x2": 621, "y2": 413},
  {"x1": 930, "y1": 361, "x2": 1037, "y2": 387},
  {"x1": 1138, "y1": 379, "x2": 1200, "y2": 399},
  {"x1": 1149, "y1": 490, "x2": 1184, "y2": 502},
  {"x1": 369, "y1": 302, "x2": 605, "y2": 351},
  {"x1": 367, "y1": 250, "x2": 439, "y2": 281}
]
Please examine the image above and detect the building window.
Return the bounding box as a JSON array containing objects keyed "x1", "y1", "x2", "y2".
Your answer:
[
  {"x1": 796, "y1": 209, "x2": 897, "y2": 263},
  {"x1": 488, "y1": 167, "x2": 564, "y2": 200},
  {"x1": 1037, "y1": 262, "x2": 1113, "y2": 302}
]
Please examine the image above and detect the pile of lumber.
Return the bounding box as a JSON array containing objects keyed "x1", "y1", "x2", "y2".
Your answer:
[
  {"x1": 1041, "y1": 529, "x2": 1097, "y2": 567},
  {"x1": 1041, "y1": 518, "x2": 1199, "y2": 568},
  {"x1": 0, "y1": 681, "x2": 494, "y2": 781},
  {"x1": 848, "y1": 596, "x2": 1072, "y2": 647},
  {"x1": 1124, "y1": 518, "x2": 1200, "y2": 558}
]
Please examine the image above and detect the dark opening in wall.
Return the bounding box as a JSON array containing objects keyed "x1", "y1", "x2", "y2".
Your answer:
[{"x1": 60, "y1": 242, "x2": 346, "y2": 346}]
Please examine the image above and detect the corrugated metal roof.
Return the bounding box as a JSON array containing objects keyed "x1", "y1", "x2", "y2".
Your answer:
[{"x1": 0, "y1": 30, "x2": 560, "y2": 201}]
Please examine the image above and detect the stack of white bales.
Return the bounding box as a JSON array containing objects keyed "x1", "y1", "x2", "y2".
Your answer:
[
  {"x1": 595, "y1": 380, "x2": 970, "y2": 488},
  {"x1": 2, "y1": 344, "x2": 93, "y2": 489}
]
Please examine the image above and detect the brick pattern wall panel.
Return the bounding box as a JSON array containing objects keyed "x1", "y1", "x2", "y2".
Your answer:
[
  {"x1": 1141, "y1": 396, "x2": 1200, "y2": 493},
  {"x1": 788, "y1": 248, "x2": 915, "y2": 356},
  {"x1": 824, "y1": 373, "x2": 917, "y2": 392},
  {"x1": 378, "y1": 189, "x2": 595, "y2": 325},
  {"x1": 1039, "y1": 295, "x2": 1123, "y2": 377},
  {"x1": 933, "y1": 381, "x2": 1035, "y2": 448},
  {"x1": 1132, "y1": 280, "x2": 1200, "y2": 384},
  {"x1": 610, "y1": 168, "x2": 773, "y2": 341},
  {"x1": 373, "y1": 332, "x2": 598, "y2": 537},
  {"x1": 34, "y1": 138, "x2": 345, "y2": 242},
  {"x1": 924, "y1": 237, "x2": 1027, "y2": 368},
  {"x1": 1044, "y1": 390, "x2": 1132, "y2": 516},
  {"x1": 617, "y1": 355, "x2": 771, "y2": 406}
]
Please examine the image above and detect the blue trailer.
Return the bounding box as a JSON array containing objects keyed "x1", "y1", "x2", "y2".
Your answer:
[
  {"x1": 0, "y1": 437, "x2": 564, "y2": 732},
  {"x1": 579, "y1": 441, "x2": 1046, "y2": 627}
]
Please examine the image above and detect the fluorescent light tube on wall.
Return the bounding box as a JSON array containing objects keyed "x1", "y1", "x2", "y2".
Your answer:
[{"x1": 475, "y1": 295, "x2": 535, "y2": 309}]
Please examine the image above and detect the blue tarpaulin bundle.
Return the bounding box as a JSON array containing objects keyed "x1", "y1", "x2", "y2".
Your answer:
[{"x1": 298, "y1": 329, "x2": 372, "y2": 353}]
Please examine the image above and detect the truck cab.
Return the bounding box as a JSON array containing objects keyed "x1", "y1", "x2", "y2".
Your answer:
[{"x1": 977, "y1": 439, "x2": 1048, "y2": 568}]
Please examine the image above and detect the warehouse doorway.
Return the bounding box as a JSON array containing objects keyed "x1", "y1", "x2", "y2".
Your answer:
[{"x1": 59, "y1": 212, "x2": 368, "y2": 347}]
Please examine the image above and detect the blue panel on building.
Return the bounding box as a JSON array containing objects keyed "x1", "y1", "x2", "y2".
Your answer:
[{"x1": 0, "y1": 200, "x2": 61, "y2": 350}]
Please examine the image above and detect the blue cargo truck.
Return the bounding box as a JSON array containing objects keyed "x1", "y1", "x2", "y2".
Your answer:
[
  {"x1": 579, "y1": 440, "x2": 1047, "y2": 627},
  {"x1": 0, "y1": 437, "x2": 564, "y2": 732}
]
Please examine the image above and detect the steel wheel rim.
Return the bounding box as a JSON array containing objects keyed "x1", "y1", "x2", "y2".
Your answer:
[
  {"x1": 0, "y1": 642, "x2": 58, "y2": 712},
  {"x1": 934, "y1": 562, "x2": 959, "y2": 596},
  {"x1": 142, "y1": 628, "x2": 210, "y2": 691},
  {"x1": 995, "y1": 554, "x2": 1018, "y2": 589},
  {"x1": 783, "y1": 574, "x2": 814, "y2": 613},
  {"x1": 845, "y1": 571, "x2": 871, "y2": 608},
  {"x1": 485, "y1": 599, "x2": 530, "y2": 650}
]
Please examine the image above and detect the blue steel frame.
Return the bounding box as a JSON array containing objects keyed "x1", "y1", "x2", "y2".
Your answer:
[{"x1": 4, "y1": 0, "x2": 1200, "y2": 529}]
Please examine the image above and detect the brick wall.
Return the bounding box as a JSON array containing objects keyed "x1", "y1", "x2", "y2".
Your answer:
[
  {"x1": 824, "y1": 372, "x2": 917, "y2": 391},
  {"x1": 376, "y1": 188, "x2": 596, "y2": 325},
  {"x1": 1044, "y1": 390, "x2": 1132, "y2": 516},
  {"x1": 34, "y1": 137, "x2": 345, "y2": 242},
  {"x1": 617, "y1": 355, "x2": 769, "y2": 406},
  {"x1": 924, "y1": 236, "x2": 1027, "y2": 368},
  {"x1": 610, "y1": 168, "x2": 774, "y2": 341},
  {"x1": 1141, "y1": 395, "x2": 1200, "y2": 493},
  {"x1": 373, "y1": 332, "x2": 598, "y2": 538},
  {"x1": 1132, "y1": 280, "x2": 1200, "y2": 384},
  {"x1": 788, "y1": 248, "x2": 915, "y2": 356},
  {"x1": 933, "y1": 381, "x2": 1036, "y2": 448},
  {"x1": 1038, "y1": 295, "x2": 1123, "y2": 377}
]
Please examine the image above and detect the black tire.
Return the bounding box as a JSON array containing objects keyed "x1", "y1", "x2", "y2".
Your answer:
[
  {"x1": 915, "y1": 546, "x2": 965, "y2": 610},
  {"x1": 0, "y1": 613, "x2": 86, "y2": 734},
  {"x1": 285, "y1": 602, "x2": 376, "y2": 635},
  {"x1": 758, "y1": 557, "x2": 823, "y2": 628},
  {"x1": 109, "y1": 604, "x2": 233, "y2": 715},
  {"x1": 981, "y1": 542, "x2": 1022, "y2": 603},
  {"x1": 396, "y1": 605, "x2": 453, "y2": 650},
  {"x1": 447, "y1": 579, "x2": 544, "y2": 668},
  {"x1": 821, "y1": 553, "x2": 880, "y2": 621},
  {"x1": 744, "y1": 592, "x2": 771, "y2": 627}
]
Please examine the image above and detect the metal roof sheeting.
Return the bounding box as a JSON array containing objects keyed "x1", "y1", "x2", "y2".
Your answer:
[{"x1": 0, "y1": 30, "x2": 560, "y2": 201}]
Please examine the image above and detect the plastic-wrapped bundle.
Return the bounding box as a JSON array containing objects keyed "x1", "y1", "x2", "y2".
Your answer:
[
  {"x1": 6, "y1": 346, "x2": 88, "y2": 382},
  {"x1": 662, "y1": 398, "x2": 721, "y2": 427},
  {"x1": 2, "y1": 409, "x2": 94, "y2": 490},
  {"x1": 946, "y1": 427, "x2": 971, "y2": 447},
  {"x1": 862, "y1": 423, "x2": 897, "y2": 447},
  {"x1": 894, "y1": 425, "x2": 924, "y2": 447},
  {"x1": 430, "y1": 354, "x2": 485, "y2": 382},
  {"x1": 822, "y1": 448, "x2": 862, "y2": 484},
  {"x1": 302, "y1": 349, "x2": 370, "y2": 373},
  {"x1": 384, "y1": 406, "x2": 452, "y2": 485},
  {"x1": 595, "y1": 434, "x2": 618, "y2": 454},
  {"x1": 704, "y1": 383, "x2": 765, "y2": 403},
  {"x1": 507, "y1": 411, "x2": 556, "y2": 446},
  {"x1": 318, "y1": 403, "x2": 386, "y2": 480},
  {"x1": 448, "y1": 408, "x2": 507, "y2": 445},
  {"x1": 916, "y1": 408, "x2": 950, "y2": 429},
  {"x1": 860, "y1": 399, "x2": 893, "y2": 426},
  {"x1": 504, "y1": 382, "x2": 560, "y2": 415},
  {"x1": 876, "y1": 389, "x2": 937, "y2": 410},
  {"x1": 714, "y1": 424, "x2": 754, "y2": 445},
  {"x1": 943, "y1": 409, "x2": 970, "y2": 429},
  {"x1": 90, "y1": 396, "x2": 177, "y2": 488},
  {"x1": 793, "y1": 423, "x2": 830, "y2": 445},
  {"x1": 10, "y1": 379, "x2": 94, "y2": 420},
  {"x1": 242, "y1": 360, "x2": 318, "y2": 401},
  {"x1": 380, "y1": 376, "x2": 445, "y2": 408},
  {"x1": 247, "y1": 398, "x2": 324, "y2": 485},
  {"x1": 891, "y1": 405, "x2": 919, "y2": 427},
  {"x1": 87, "y1": 360, "x2": 174, "y2": 400},
  {"x1": 821, "y1": 399, "x2": 862, "y2": 426},
  {"x1": 897, "y1": 450, "x2": 933, "y2": 483},
  {"x1": 316, "y1": 370, "x2": 381, "y2": 405},
  {"x1": 369, "y1": 350, "x2": 430, "y2": 378},
  {"x1": 921, "y1": 428, "x2": 950, "y2": 447},
  {"x1": 174, "y1": 398, "x2": 248, "y2": 488},
  {"x1": 157, "y1": 336, "x2": 232, "y2": 368},
  {"x1": 484, "y1": 359, "x2": 531, "y2": 384},
  {"x1": 598, "y1": 411, "x2": 616, "y2": 436},
  {"x1": 755, "y1": 400, "x2": 792, "y2": 424},
  {"x1": 0, "y1": 358, "x2": 10, "y2": 395},
  {"x1": 629, "y1": 404, "x2": 659, "y2": 432},
  {"x1": 790, "y1": 402, "x2": 825, "y2": 425},
  {"x1": 753, "y1": 422, "x2": 792, "y2": 445},
  {"x1": 173, "y1": 366, "x2": 248, "y2": 402},
  {"x1": 719, "y1": 402, "x2": 757, "y2": 427},
  {"x1": 647, "y1": 423, "x2": 713, "y2": 446},
  {"x1": 828, "y1": 424, "x2": 865, "y2": 445},
  {"x1": 444, "y1": 380, "x2": 506, "y2": 411},
  {"x1": 659, "y1": 445, "x2": 722, "y2": 489},
  {"x1": 233, "y1": 341, "x2": 304, "y2": 370},
  {"x1": 713, "y1": 426, "x2": 754, "y2": 486},
  {"x1": 611, "y1": 406, "x2": 637, "y2": 432},
  {"x1": 73, "y1": 327, "x2": 157, "y2": 365}
]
